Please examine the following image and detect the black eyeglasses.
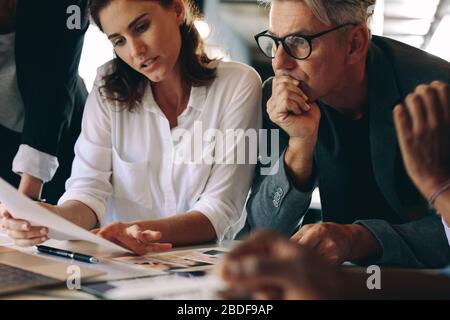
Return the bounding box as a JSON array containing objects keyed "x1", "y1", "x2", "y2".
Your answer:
[{"x1": 254, "y1": 23, "x2": 357, "y2": 60}]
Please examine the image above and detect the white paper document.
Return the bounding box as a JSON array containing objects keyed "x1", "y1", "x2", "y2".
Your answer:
[
  {"x1": 83, "y1": 273, "x2": 226, "y2": 300},
  {"x1": 0, "y1": 178, "x2": 130, "y2": 254}
]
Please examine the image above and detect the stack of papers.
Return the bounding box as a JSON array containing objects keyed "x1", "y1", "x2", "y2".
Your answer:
[{"x1": 0, "y1": 178, "x2": 130, "y2": 254}]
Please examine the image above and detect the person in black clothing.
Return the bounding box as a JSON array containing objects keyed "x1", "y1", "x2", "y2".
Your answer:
[
  {"x1": 242, "y1": 0, "x2": 450, "y2": 268},
  {"x1": 0, "y1": 0, "x2": 88, "y2": 204}
]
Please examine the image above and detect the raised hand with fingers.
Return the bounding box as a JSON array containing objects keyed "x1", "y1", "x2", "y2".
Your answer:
[
  {"x1": 268, "y1": 75, "x2": 321, "y2": 142},
  {"x1": 393, "y1": 81, "x2": 450, "y2": 201}
]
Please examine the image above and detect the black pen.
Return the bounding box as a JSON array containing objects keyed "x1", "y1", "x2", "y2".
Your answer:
[{"x1": 36, "y1": 245, "x2": 99, "y2": 264}]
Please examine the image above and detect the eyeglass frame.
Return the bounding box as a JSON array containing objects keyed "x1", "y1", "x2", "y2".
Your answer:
[{"x1": 254, "y1": 23, "x2": 357, "y2": 60}]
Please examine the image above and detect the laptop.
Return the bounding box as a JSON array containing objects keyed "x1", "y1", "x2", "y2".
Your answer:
[
  {"x1": 0, "y1": 246, "x2": 104, "y2": 296},
  {"x1": 0, "y1": 263, "x2": 61, "y2": 296}
]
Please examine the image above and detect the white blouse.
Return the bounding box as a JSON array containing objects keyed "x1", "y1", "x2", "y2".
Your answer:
[{"x1": 58, "y1": 60, "x2": 262, "y2": 241}]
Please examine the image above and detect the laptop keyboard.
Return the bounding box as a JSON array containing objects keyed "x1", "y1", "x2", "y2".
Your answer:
[{"x1": 0, "y1": 263, "x2": 60, "y2": 295}]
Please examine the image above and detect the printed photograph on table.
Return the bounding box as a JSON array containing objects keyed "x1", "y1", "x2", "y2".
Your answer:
[{"x1": 112, "y1": 248, "x2": 229, "y2": 273}]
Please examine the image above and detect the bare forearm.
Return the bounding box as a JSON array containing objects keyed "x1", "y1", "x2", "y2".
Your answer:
[
  {"x1": 137, "y1": 211, "x2": 217, "y2": 246},
  {"x1": 284, "y1": 138, "x2": 316, "y2": 191},
  {"x1": 56, "y1": 200, "x2": 98, "y2": 230},
  {"x1": 18, "y1": 173, "x2": 43, "y2": 199}
]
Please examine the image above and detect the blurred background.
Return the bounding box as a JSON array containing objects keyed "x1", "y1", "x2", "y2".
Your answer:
[{"x1": 79, "y1": 0, "x2": 450, "y2": 91}]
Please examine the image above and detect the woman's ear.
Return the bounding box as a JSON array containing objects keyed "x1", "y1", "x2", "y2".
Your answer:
[{"x1": 173, "y1": 0, "x2": 186, "y2": 25}]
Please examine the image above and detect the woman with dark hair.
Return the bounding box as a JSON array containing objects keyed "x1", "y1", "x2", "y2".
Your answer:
[{"x1": 1, "y1": 0, "x2": 262, "y2": 254}]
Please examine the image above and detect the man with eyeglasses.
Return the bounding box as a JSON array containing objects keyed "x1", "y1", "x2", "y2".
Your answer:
[{"x1": 240, "y1": 0, "x2": 450, "y2": 268}]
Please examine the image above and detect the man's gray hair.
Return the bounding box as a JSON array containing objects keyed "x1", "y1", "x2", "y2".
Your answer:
[{"x1": 261, "y1": 0, "x2": 377, "y2": 28}]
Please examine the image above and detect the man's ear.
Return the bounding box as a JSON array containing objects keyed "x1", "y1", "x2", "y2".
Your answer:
[
  {"x1": 173, "y1": 0, "x2": 186, "y2": 25},
  {"x1": 346, "y1": 25, "x2": 370, "y2": 65}
]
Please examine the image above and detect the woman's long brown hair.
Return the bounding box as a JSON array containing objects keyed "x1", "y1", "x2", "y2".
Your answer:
[{"x1": 89, "y1": 0, "x2": 217, "y2": 111}]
